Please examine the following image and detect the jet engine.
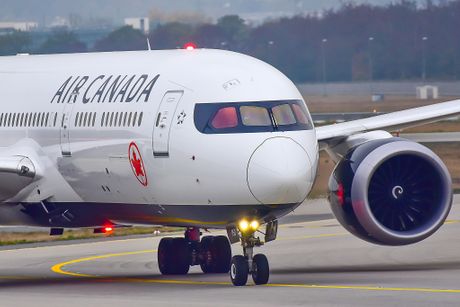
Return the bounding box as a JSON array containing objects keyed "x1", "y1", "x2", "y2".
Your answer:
[{"x1": 328, "y1": 138, "x2": 452, "y2": 245}]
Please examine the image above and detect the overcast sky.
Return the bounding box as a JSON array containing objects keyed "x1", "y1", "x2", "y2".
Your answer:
[{"x1": 0, "y1": 0, "x2": 426, "y2": 24}]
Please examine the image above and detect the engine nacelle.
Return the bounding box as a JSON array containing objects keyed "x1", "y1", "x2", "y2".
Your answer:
[{"x1": 328, "y1": 138, "x2": 452, "y2": 246}]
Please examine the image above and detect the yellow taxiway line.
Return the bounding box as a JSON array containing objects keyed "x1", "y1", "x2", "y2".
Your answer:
[
  {"x1": 51, "y1": 250, "x2": 156, "y2": 277},
  {"x1": 50, "y1": 244, "x2": 460, "y2": 294}
]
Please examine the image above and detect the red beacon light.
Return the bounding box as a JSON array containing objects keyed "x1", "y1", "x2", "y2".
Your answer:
[
  {"x1": 183, "y1": 42, "x2": 197, "y2": 50},
  {"x1": 94, "y1": 225, "x2": 114, "y2": 234}
]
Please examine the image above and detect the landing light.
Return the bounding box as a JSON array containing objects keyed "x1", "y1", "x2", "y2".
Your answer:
[
  {"x1": 238, "y1": 219, "x2": 260, "y2": 233},
  {"x1": 250, "y1": 220, "x2": 260, "y2": 230},
  {"x1": 239, "y1": 220, "x2": 249, "y2": 232}
]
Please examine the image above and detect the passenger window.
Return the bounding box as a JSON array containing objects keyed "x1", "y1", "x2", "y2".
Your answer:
[
  {"x1": 132, "y1": 112, "x2": 138, "y2": 127},
  {"x1": 79, "y1": 112, "x2": 84, "y2": 127},
  {"x1": 84, "y1": 112, "x2": 88, "y2": 127},
  {"x1": 128, "y1": 112, "x2": 132, "y2": 126},
  {"x1": 114, "y1": 112, "x2": 119, "y2": 127},
  {"x1": 41, "y1": 112, "x2": 45, "y2": 127},
  {"x1": 291, "y1": 104, "x2": 310, "y2": 125},
  {"x1": 211, "y1": 107, "x2": 238, "y2": 129},
  {"x1": 20, "y1": 113, "x2": 24, "y2": 127},
  {"x1": 53, "y1": 113, "x2": 57, "y2": 127},
  {"x1": 109, "y1": 112, "x2": 114, "y2": 127},
  {"x1": 272, "y1": 104, "x2": 296, "y2": 126},
  {"x1": 12, "y1": 113, "x2": 16, "y2": 127},
  {"x1": 16, "y1": 113, "x2": 20, "y2": 127},
  {"x1": 118, "y1": 112, "x2": 123, "y2": 126},
  {"x1": 240, "y1": 106, "x2": 271, "y2": 126},
  {"x1": 138, "y1": 112, "x2": 143, "y2": 126},
  {"x1": 123, "y1": 112, "x2": 127, "y2": 126},
  {"x1": 26, "y1": 113, "x2": 30, "y2": 127},
  {"x1": 0, "y1": 113, "x2": 3, "y2": 127},
  {"x1": 75, "y1": 113, "x2": 79, "y2": 127},
  {"x1": 101, "y1": 112, "x2": 105, "y2": 126},
  {"x1": 92, "y1": 112, "x2": 96, "y2": 127}
]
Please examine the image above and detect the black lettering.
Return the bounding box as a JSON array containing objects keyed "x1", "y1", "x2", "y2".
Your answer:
[
  {"x1": 68, "y1": 76, "x2": 89, "y2": 103},
  {"x1": 83, "y1": 75, "x2": 105, "y2": 104},
  {"x1": 51, "y1": 76, "x2": 72, "y2": 103},
  {"x1": 115, "y1": 75, "x2": 135, "y2": 102},
  {"x1": 104, "y1": 75, "x2": 127, "y2": 103},
  {"x1": 138, "y1": 74, "x2": 160, "y2": 102},
  {"x1": 126, "y1": 75, "x2": 147, "y2": 102},
  {"x1": 92, "y1": 75, "x2": 112, "y2": 103},
  {"x1": 62, "y1": 76, "x2": 80, "y2": 103}
]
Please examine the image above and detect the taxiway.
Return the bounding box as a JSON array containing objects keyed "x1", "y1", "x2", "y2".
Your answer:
[{"x1": 0, "y1": 197, "x2": 459, "y2": 306}]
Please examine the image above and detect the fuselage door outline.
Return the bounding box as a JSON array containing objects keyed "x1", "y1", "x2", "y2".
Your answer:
[{"x1": 152, "y1": 90, "x2": 184, "y2": 157}]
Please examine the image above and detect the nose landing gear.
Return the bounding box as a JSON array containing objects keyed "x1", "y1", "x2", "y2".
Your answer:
[
  {"x1": 228, "y1": 219, "x2": 277, "y2": 286},
  {"x1": 230, "y1": 232, "x2": 269, "y2": 286}
]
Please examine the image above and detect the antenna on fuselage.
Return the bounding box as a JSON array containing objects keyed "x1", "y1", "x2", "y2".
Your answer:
[{"x1": 146, "y1": 38, "x2": 152, "y2": 51}]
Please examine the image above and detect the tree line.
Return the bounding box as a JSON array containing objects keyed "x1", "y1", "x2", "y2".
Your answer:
[{"x1": 1, "y1": 1, "x2": 460, "y2": 83}]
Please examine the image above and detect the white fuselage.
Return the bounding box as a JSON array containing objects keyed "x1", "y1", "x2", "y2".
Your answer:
[{"x1": 0, "y1": 49, "x2": 318, "y2": 228}]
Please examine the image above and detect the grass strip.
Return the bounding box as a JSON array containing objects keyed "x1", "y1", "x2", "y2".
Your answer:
[{"x1": 0, "y1": 226, "x2": 183, "y2": 246}]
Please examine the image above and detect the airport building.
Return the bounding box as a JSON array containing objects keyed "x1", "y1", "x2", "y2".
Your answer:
[
  {"x1": 0, "y1": 21, "x2": 38, "y2": 32},
  {"x1": 124, "y1": 17, "x2": 149, "y2": 34}
]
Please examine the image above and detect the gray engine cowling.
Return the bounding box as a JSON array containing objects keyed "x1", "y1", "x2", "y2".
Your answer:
[{"x1": 328, "y1": 137, "x2": 452, "y2": 246}]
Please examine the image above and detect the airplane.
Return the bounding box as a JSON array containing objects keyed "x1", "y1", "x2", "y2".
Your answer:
[{"x1": 0, "y1": 47, "x2": 458, "y2": 286}]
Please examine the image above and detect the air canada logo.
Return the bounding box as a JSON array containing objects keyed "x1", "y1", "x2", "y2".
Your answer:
[{"x1": 129, "y1": 142, "x2": 148, "y2": 187}]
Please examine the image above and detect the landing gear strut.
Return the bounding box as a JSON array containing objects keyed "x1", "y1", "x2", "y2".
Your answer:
[
  {"x1": 227, "y1": 219, "x2": 277, "y2": 286},
  {"x1": 157, "y1": 227, "x2": 232, "y2": 275},
  {"x1": 229, "y1": 225, "x2": 270, "y2": 286}
]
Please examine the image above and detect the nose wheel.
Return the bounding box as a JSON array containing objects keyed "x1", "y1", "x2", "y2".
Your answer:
[
  {"x1": 230, "y1": 253, "x2": 269, "y2": 286},
  {"x1": 228, "y1": 219, "x2": 277, "y2": 286}
]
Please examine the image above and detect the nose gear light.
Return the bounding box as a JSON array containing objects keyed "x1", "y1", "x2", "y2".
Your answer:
[{"x1": 238, "y1": 219, "x2": 260, "y2": 234}]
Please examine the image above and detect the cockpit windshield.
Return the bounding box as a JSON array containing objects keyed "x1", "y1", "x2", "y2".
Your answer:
[{"x1": 194, "y1": 100, "x2": 313, "y2": 134}]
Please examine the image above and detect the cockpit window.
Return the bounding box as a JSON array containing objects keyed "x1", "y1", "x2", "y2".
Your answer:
[
  {"x1": 194, "y1": 100, "x2": 313, "y2": 134},
  {"x1": 211, "y1": 107, "x2": 238, "y2": 129},
  {"x1": 272, "y1": 104, "x2": 296, "y2": 126},
  {"x1": 240, "y1": 106, "x2": 272, "y2": 126},
  {"x1": 291, "y1": 104, "x2": 309, "y2": 125}
]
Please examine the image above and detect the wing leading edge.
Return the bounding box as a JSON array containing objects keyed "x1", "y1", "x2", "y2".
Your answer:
[{"x1": 315, "y1": 99, "x2": 460, "y2": 149}]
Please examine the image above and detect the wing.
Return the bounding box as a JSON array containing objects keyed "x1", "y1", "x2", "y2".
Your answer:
[{"x1": 316, "y1": 99, "x2": 460, "y2": 149}]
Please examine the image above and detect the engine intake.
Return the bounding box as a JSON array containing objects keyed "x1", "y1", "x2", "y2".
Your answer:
[{"x1": 328, "y1": 138, "x2": 452, "y2": 246}]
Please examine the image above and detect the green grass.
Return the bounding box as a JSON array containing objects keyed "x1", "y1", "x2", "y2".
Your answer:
[{"x1": 0, "y1": 226, "x2": 184, "y2": 246}]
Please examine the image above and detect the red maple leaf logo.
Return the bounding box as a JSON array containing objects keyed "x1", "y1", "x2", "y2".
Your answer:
[
  {"x1": 130, "y1": 151, "x2": 145, "y2": 177},
  {"x1": 129, "y1": 142, "x2": 148, "y2": 186}
]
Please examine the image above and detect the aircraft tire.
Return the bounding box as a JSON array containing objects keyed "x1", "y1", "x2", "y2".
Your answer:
[
  {"x1": 252, "y1": 254, "x2": 269, "y2": 285},
  {"x1": 158, "y1": 237, "x2": 174, "y2": 274},
  {"x1": 230, "y1": 255, "x2": 248, "y2": 286},
  {"x1": 170, "y1": 238, "x2": 190, "y2": 274},
  {"x1": 211, "y1": 235, "x2": 232, "y2": 273},
  {"x1": 200, "y1": 236, "x2": 214, "y2": 273}
]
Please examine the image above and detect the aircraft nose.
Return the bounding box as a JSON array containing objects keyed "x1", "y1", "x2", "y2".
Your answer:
[{"x1": 247, "y1": 137, "x2": 313, "y2": 205}]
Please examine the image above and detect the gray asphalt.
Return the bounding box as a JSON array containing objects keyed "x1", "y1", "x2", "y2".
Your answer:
[{"x1": 0, "y1": 196, "x2": 459, "y2": 306}]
